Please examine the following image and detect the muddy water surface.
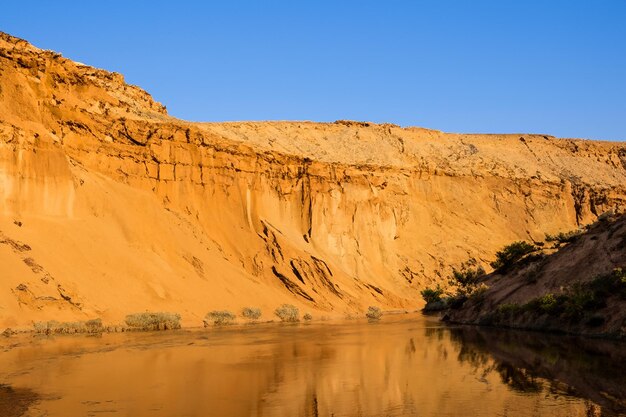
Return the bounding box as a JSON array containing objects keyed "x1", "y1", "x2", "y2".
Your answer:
[{"x1": 0, "y1": 314, "x2": 624, "y2": 416}]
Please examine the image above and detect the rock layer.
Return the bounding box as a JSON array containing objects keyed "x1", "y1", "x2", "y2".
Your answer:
[{"x1": 1, "y1": 32, "x2": 625, "y2": 327}]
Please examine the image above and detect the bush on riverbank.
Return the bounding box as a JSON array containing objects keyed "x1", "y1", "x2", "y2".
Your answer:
[
  {"x1": 366, "y1": 306, "x2": 382, "y2": 320},
  {"x1": 125, "y1": 312, "x2": 181, "y2": 331},
  {"x1": 487, "y1": 268, "x2": 626, "y2": 326},
  {"x1": 33, "y1": 318, "x2": 104, "y2": 334},
  {"x1": 204, "y1": 310, "x2": 236, "y2": 326},
  {"x1": 275, "y1": 304, "x2": 299, "y2": 322},
  {"x1": 421, "y1": 285, "x2": 444, "y2": 304},
  {"x1": 241, "y1": 307, "x2": 262, "y2": 321},
  {"x1": 422, "y1": 259, "x2": 489, "y2": 311},
  {"x1": 451, "y1": 264, "x2": 486, "y2": 297}
]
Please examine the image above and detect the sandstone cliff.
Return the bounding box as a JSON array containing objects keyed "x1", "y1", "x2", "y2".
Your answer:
[{"x1": 1, "y1": 32, "x2": 625, "y2": 328}]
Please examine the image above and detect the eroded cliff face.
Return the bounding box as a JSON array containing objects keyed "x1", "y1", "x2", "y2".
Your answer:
[{"x1": 1, "y1": 32, "x2": 625, "y2": 327}]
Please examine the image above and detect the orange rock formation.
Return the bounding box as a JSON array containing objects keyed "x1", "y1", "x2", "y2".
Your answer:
[{"x1": 1, "y1": 32, "x2": 625, "y2": 327}]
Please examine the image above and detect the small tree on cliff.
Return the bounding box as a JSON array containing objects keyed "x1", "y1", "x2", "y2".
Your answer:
[
  {"x1": 420, "y1": 285, "x2": 444, "y2": 304},
  {"x1": 450, "y1": 264, "x2": 486, "y2": 298},
  {"x1": 490, "y1": 241, "x2": 537, "y2": 272}
]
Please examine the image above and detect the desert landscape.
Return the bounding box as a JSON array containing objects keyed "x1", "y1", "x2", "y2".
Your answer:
[
  {"x1": 0, "y1": 18, "x2": 625, "y2": 417},
  {"x1": 1, "y1": 32, "x2": 625, "y2": 331}
]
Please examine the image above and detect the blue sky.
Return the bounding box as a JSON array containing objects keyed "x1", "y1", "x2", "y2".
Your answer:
[{"x1": 2, "y1": 1, "x2": 625, "y2": 140}]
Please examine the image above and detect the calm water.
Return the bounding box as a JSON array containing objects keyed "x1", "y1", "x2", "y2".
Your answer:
[{"x1": 0, "y1": 314, "x2": 624, "y2": 417}]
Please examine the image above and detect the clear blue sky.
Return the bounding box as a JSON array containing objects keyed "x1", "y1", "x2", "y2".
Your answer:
[{"x1": 2, "y1": 1, "x2": 625, "y2": 140}]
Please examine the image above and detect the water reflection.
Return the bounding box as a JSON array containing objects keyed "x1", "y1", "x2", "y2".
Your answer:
[
  {"x1": 0, "y1": 384, "x2": 38, "y2": 417},
  {"x1": 448, "y1": 326, "x2": 626, "y2": 416},
  {"x1": 0, "y1": 315, "x2": 623, "y2": 416}
]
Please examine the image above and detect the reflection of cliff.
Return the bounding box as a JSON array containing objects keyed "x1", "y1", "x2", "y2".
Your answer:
[
  {"x1": 449, "y1": 326, "x2": 626, "y2": 416},
  {"x1": 0, "y1": 384, "x2": 38, "y2": 417},
  {"x1": 2, "y1": 31, "x2": 626, "y2": 326},
  {"x1": 0, "y1": 319, "x2": 597, "y2": 416}
]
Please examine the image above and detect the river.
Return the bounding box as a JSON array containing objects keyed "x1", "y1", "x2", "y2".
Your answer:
[{"x1": 0, "y1": 313, "x2": 624, "y2": 416}]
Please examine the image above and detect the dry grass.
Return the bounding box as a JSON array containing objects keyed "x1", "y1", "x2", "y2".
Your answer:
[
  {"x1": 124, "y1": 312, "x2": 181, "y2": 331},
  {"x1": 241, "y1": 307, "x2": 262, "y2": 321},
  {"x1": 33, "y1": 318, "x2": 103, "y2": 334},
  {"x1": 204, "y1": 310, "x2": 236, "y2": 326},
  {"x1": 275, "y1": 304, "x2": 299, "y2": 322},
  {"x1": 365, "y1": 306, "x2": 382, "y2": 320}
]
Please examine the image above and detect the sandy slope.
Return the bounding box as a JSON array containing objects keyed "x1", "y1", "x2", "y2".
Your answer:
[
  {"x1": 1, "y1": 32, "x2": 625, "y2": 328},
  {"x1": 447, "y1": 214, "x2": 626, "y2": 338}
]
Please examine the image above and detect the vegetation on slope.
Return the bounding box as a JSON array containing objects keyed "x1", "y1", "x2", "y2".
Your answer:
[{"x1": 423, "y1": 213, "x2": 626, "y2": 339}]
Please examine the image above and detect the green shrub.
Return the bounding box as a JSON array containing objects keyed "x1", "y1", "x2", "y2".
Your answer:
[
  {"x1": 241, "y1": 307, "x2": 262, "y2": 321},
  {"x1": 275, "y1": 304, "x2": 299, "y2": 322},
  {"x1": 420, "y1": 285, "x2": 444, "y2": 304},
  {"x1": 487, "y1": 303, "x2": 519, "y2": 324},
  {"x1": 303, "y1": 313, "x2": 313, "y2": 321},
  {"x1": 521, "y1": 268, "x2": 626, "y2": 320},
  {"x1": 523, "y1": 288, "x2": 600, "y2": 321},
  {"x1": 446, "y1": 294, "x2": 468, "y2": 309},
  {"x1": 588, "y1": 268, "x2": 626, "y2": 299},
  {"x1": 536, "y1": 293, "x2": 559, "y2": 314},
  {"x1": 469, "y1": 283, "x2": 489, "y2": 301},
  {"x1": 452, "y1": 266, "x2": 486, "y2": 289},
  {"x1": 525, "y1": 293, "x2": 563, "y2": 315},
  {"x1": 449, "y1": 262, "x2": 486, "y2": 297},
  {"x1": 545, "y1": 230, "x2": 583, "y2": 244},
  {"x1": 490, "y1": 241, "x2": 537, "y2": 271},
  {"x1": 493, "y1": 268, "x2": 626, "y2": 326},
  {"x1": 125, "y1": 312, "x2": 181, "y2": 331},
  {"x1": 434, "y1": 260, "x2": 488, "y2": 309},
  {"x1": 365, "y1": 306, "x2": 382, "y2": 320},
  {"x1": 561, "y1": 284, "x2": 601, "y2": 320},
  {"x1": 497, "y1": 303, "x2": 522, "y2": 316},
  {"x1": 204, "y1": 310, "x2": 236, "y2": 326}
]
